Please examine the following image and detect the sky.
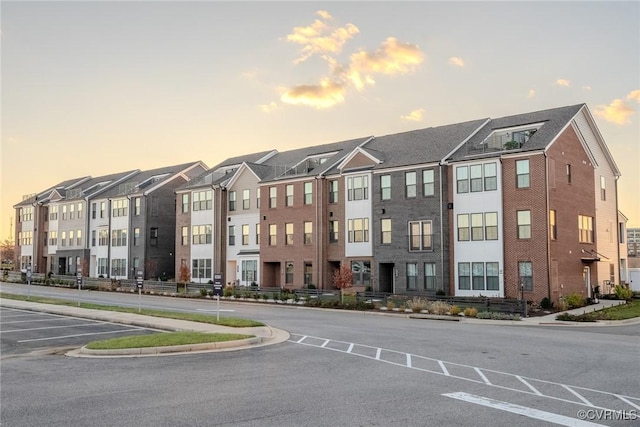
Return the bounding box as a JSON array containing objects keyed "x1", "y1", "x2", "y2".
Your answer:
[{"x1": 2, "y1": 1, "x2": 639, "y2": 242}]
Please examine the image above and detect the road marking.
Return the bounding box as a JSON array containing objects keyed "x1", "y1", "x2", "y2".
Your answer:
[
  {"x1": 1, "y1": 323, "x2": 98, "y2": 333},
  {"x1": 475, "y1": 367, "x2": 492, "y2": 385},
  {"x1": 17, "y1": 329, "x2": 146, "y2": 342},
  {"x1": 438, "y1": 360, "x2": 450, "y2": 376},
  {"x1": 320, "y1": 339, "x2": 330, "y2": 348},
  {"x1": 195, "y1": 309, "x2": 235, "y2": 312},
  {"x1": 1, "y1": 318, "x2": 59, "y2": 324},
  {"x1": 443, "y1": 392, "x2": 606, "y2": 427},
  {"x1": 347, "y1": 343, "x2": 354, "y2": 353},
  {"x1": 562, "y1": 385, "x2": 594, "y2": 407},
  {"x1": 375, "y1": 348, "x2": 382, "y2": 360},
  {"x1": 517, "y1": 375, "x2": 543, "y2": 396}
]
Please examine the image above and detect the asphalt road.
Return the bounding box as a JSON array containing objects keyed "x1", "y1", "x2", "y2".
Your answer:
[{"x1": 1, "y1": 282, "x2": 639, "y2": 426}]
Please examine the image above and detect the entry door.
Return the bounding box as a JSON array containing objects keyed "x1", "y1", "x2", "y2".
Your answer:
[{"x1": 583, "y1": 266, "x2": 591, "y2": 298}]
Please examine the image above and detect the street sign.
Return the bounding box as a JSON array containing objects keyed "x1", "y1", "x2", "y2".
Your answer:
[
  {"x1": 213, "y1": 273, "x2": 223, "y2": 296},
  {"x1": 136, "y1": 270, "x2": 143, "y2": 289}
]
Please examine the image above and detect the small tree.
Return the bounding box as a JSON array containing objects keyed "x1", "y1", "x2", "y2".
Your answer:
[
  {"x1": 177, "y1": 262, "x2": 190, "y2": 293},
  {"x1": 333, "y1": 264, "x2": 353, "y2": 304}
]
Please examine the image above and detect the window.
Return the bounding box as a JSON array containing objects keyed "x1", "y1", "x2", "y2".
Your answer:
[
  {"x1": 458, "y1": 262, "x2": 470, "y2": 290},
  {"x1": 98, "y1": 230, "x2": 109, "y2": 246},
  {"x1": 133, "y1": 198, "x2": 140, "y2": 216},
  {"x1": 69, "y1": 204, "x2": 75, "y2": 219},
  {"x1": 457, "y1": 214, "x2": 470, "y2": 241},
  {"x1": 285, "y1": 223, "x2": 294, "y2": 245},
  {"x1": 407, "y1": 263, "x2": 418, "y2": 290},
  {"x1": 150, "y1": 227, "x2": 158, "y2": 247},
  {"x1": 516, "y1": 159, "x2": 530, "y2": 188},
  {"x1": 134, "y1": 228, "x2": 141, "y2": 246},
  {"x1": 91, "y1": 230, "x2": 96, "y2": 247},
  {"x1": 380, "y1": 175, "x2": 391, "y2": 200},
  {"x1": 112, "y1": 200, "x2": 128, "y2": 217},
  {"x1": 182, "y1": 194, "x2": 189, "y2": 213},
  {"x1": 242, "y1": 260, "x2": 257, "y2": 283},
  {"x1": 519, "y1": 261, "x2": 533, "y2": 291},
  {"x1": 91, "y1": 203, "x2": 97, "y2": 219},
  {"x1": 61, "y1": 231, "x2": 66, "y2": 247},
  {"x1": 348, "y1": 218, "x2": 369, "y2": 243},
  {"x1": 286, "y1": 185, "x2": 294, "y2": 207},
  {"x1": 256, "y1": 190, "x2": 261, "y2": 209},
  {"x1": 111, "y1": 229, "x2": 127, "y2": 247},
  {"x1": 97, "y1": 258, "x2": 108, "y2": 276},
  {"x1": 181, "y1": 226, "x2": 188, "y2": 245},
  {"x1": 256, "y1": 224, "x2": 260, "y2": 245},
  {"x1": 381, "y1": 219, "x2": 391, "y2": 244},
  {"x1": 229, "y1": 191, "x2": 237, "y2": 211},
  {"x1": 424, "y1": 263, "x2": 436, "y2": 290},
  {"x1": 329, "y1": 220, "x2": 339, "y2": 243},
  {"x1": 549, "y1": 210, "x2": 557, "y2": 240},
  {"x1": 193, "y1": 190, "x2": 212, "y2": 211},
  {"x1": 111, "y1": 259, "x2": 127, "y2": 277},
  {"x1": 62, "y1": 205, "x2": 67, "y2": 220},
  {"x1": 304, "y1": 221, "x2": 313, "y2": 245},
  {"x1": 133, "y1": 257, "x2": 140, "y2": 270},
  {"x1": 351, "y1": 261, "x2": 371, "y2": 286},
  {"x1": 243, "y1": 189, "x2": 250, "y2": 210},
  {"x1": 347, "y1": 175, "x2": 368, "y2": 201},
  {"x1": 484, "y1": 163, "x2": 497, "y2": 191},
  {"x1": 50, "y1": 231, "x2": 58, "y2": 246},
  {"x1": 50, "y1": 206, "x2": 58, "y2": 221},
  {"x1": 285, "y1": 262, "x2": 294, "y2": 284},
  {"x1": 600, "y1": 176, "x2": 606, "y2": 201},
  {"x1": 100, "y1": 202, "x2": 106, "y2": 218},
  {"x1": 486, "y1": 262, "x2": 499, "y2": 290},
  {"x1": 472, "y1": 262, "x2": 485, "y2": 290},
  {"x1": 470, "y1": 165, "x2": 483, "y2": 192},
  {"x1": 456, "y1": 166, "x2": 469, "y2": 193},
  {"x1": 269, "y1": 224, "x2": 277, "y2": 246},
  {"x1": 69, "y1": 230, "x2": 74, "y2": 246},
  {"x1": 192, "y1": 259, "x2": 212, "y2": 281},
  {"x1": 409, "y1": 221, "x2": 432, "y2": 251},
  {"x1": 304, "y1": 262, "x2": 313, "y2": 286},
  {"x1": 517, "y1": 210, "x2": 531, "y2": 239},
  {"x1": 228, "y1": 225, "x2": 236, "y2": 246},
  {"x1": 76, "y1": 230, "x2": 82, "y2": 246},
  {"x1": 423, "y1": 170, "x2": 434, "y2": 196},
  {"x1": 566, "y1": 164, "x2": 572, "y2": 184},
  {"x1": 269, "y1": 187, "x2": 277, "y2": 208},
  {"x1": 242, "y1": 224, "x2": 250, "y2": 245},
  {"x1": 579, "y1": 215, "x2": 594, "y2": 243},
  {"x1": 471, "y1": 213, "x2": 484, "y2": 241},
  {"x1": 329, "y1": 180, "x2": 338, "y2": 203},
  {"x1": 304, "y1": 182, "x2": 313, "y2": 205},
  {"x1": 77, "y1": 203, "x2": 83, "y2": 219},
  {"x1": 405, "y1": 171, "x2": 417, "y2": 198},
  {"x1": 485, "y1": 212, "x2": 498, "y2": 240}
]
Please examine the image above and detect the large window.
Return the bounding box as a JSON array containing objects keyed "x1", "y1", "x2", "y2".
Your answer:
[
  {"x1": 519, "y1": 261, "x2": 533, "y2": 291},
  {"x1": 407, "y1": 263, "x2": 418, "y2": 290},
  {"x1": 351, "y1": 261, "x2": 371, "y2": 286},
  {"x1": 486, "y1": 262, "x2": 499, "y2": 290},
  {"x1": 516, "y1": 159, "x2": 530, "y2": 188},
  {"x1": 242, "y1": 260, "x2": 257, "y2": 283},
  {"x1": 181, "y1": 226, "x2": 188, "y2": 245},
  {"x1": 285, "y1": 223, "x2": 294, "y2": 245},
  {"x1": 470, "y1": 165, "x2": 483, "y2": 192},
  {"x1": 242, "y1": 224, "x2": 250, "y2": 245},
  {"x1": 243, "y1": 189, "x2": 250, "y2": 209},
  {"x1": 19, "y1": 206, "x2": 34, "y2": 222},
  {"x1": 182, "y1": 194, "x2": 189, "y2": 213},
  {"x1": 348, "y1": 218, "x2": 369, "y2": 243},
  {"x1": 304, "y1": 221, "x2": 313, "y2": 245},
  {"x1": 472, "y1": 262, "x2": 485, "y2": 290},
  {"x1": 424, "y1": 263, "x2": 436, "y2": 290},
  {"x1": 347, "y1": 175, "x2": 368, "y2": 201},
  {"x1": 269, "y1": 187, "x2": 277, "y2": 208},
  {"x1": 549, "y1": 210, "x2": 557, "y2": 240},
  {"x1": 111, "y1": 259, "x2": 127, "y2": 277},
  {"x1": 517, "y1": 210, "x2": 531, "y2": 239},
  {"x1": 329, "y1": 220, "x2": 339, "y2": 243},
  {"x1": 112, "y1": 200, "x2": 128, "y2": 217},
  {"x1": 50, "y1": 231, "x2": 58, "y2": 246},
  {"x1": 409, "y1": 220, "x2": 432, "y2": 251},
  {"x1": 456, "y1": 166, "x2": 469, "y2": 193},
  {"x1": 97, "y1": 258, "x2": 108, "y2": 276},
  {"x1": 485, "y1": 212, "x2": 498, "y2": 240},
  {"x1": 98, "y1": 229, "x2": 109, "y2": 246},
  {"x1": 193, "y1": 190, "x2": 212, "y2": 211},
  {"x1": 304, "y1": 182, "x2": 313, "y2": 205},
  {"x1": 111, "y1": 229, "x2": 127, "y2": 247},
  {"x1": 457, "y1": 214, "x2": 470, "y2": 241},
  {"x1": 192, "y1": 259, "x2": 212, "y2": 281},
  {"x1": 381, "y1": 219, "x2": 391, "y2": 244},
  {"x1": 405, "y1": 171, "x2": 417, "y2": 198},
  {"x1": 269, "y1": 224, "x2": 277, "y2": 246},
  {"x1": 380, "y1": 175, "x2": 391, "y2": 200},
  {"x1": 423, "y1": 169, "x2": 434, "y2": 196},
  {"x1": 458, "y1": 262, "x2": 470, "y2": 290},
  {"x1": 329, "y1": 180, "x2": 338, "y2": 203},
  {"x1": 228, "y1": 225, "x2": 235, "y2": 246},
  {"x1": 286, "y1": 185, "x2": 294, "y2": 207},
  {"x1": 192, "y1": 225, "x2": 212, "y2": 245},
  {"x1": 50, "y1": 206, "x2": 58, "y2": 221},
  {"x1": 579, "y1": 215, "x2": 593, "y2": 243},
  {"x1": 229, "y1": 191, "x2": 237, "y2": 211},
  {"x1": 471, "y1": 213, "x2": 484, "y2": 241},
  {"x1": 484, "y1": 163, "x2": 497, "y2": 191}
]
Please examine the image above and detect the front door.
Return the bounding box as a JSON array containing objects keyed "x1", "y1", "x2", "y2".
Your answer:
[{"x1": 583, "y1": 266, "x2": 591, "y2": 298}]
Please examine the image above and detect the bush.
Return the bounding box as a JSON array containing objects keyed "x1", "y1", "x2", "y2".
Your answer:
[
  {"x1": 223, "y1": 289, "x2": 233, "y2": 297},
  {"x1": 463, "y1": 307, "x2": 478, "y2": 318},
  {"x1": 449, "y1": 305, "x2": 461, "y2": 316},
  {"x1": 406, "y1": 297, "x2": 428, "y2": 313},
  {"x1": 564, "y1": 293, "x2": 585, "y2": 309},
  {"x1": 200, "y1": 289, "x2": 208, "y2": 297},
  {"x1": 614, "y1": 285, "x2": 633, "y2": 301},
  {"x1": 476, "y1": 311, "x2": 521, "y2": 320},
  {"x1": 540, "y1": 297, "x2": 553, "y2": 309},
  {"x1": 435, "y1": 289, "x2": 446, "y2": 296},
  {"x1": 386, "y1": 300, "x2": 395, "y2": 310},
  {"x1": 262, "y1": 293, "x2": 269, "y2": 300},
  {"x1": 428, "y1": 301, "x2": 452, "y2": 315}
]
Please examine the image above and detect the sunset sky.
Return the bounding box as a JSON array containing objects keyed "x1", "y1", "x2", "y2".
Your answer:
[{"x1": 2, "y1": 1, "x2": 639, "y2": 242}]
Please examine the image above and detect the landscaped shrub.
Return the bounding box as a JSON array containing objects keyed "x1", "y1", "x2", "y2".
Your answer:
[
  {"x1": 614, "y1": 285, "x2": 633, "y2": 301},
  {"x1": 223, "y1": 289, "x2": 233, "y2": 297},
  {"x1": 406, "y1": 297, "x2": 428, "y2": 313},
  {"x1": 428, "y1": 301, "x2": 452, "y2": 315},
  {"x1": 200, "y1": 289, "x2": 208, "y2": 297},
  {"x1": 476, "y1": 311, "x2": 521, "y2": 320},
  {"x1": 262, "y1": 293, "x2": 269, "y2": 301},
  {"x1": 540, "y1": 297, "x2": 553, "y2": 309},
  {"x1": 564, "y1": 293, "x2": 585, "y2": 309},
  {"x1": 463, "y1": 307, "x2": 478, "y2": 318},
  {"x1": 386, "y1": 300, "x2": 395, "y2": 310},
  {"x1": 449, "y1": 305, "x2": 461, "y2": 316}
]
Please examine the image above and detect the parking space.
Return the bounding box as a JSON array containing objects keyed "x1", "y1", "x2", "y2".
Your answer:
[{"x1": 1, "y1": 307, "x2": 159, "y2": 357}]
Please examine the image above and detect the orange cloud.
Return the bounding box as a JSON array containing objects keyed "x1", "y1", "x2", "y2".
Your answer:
[
  {"x1": 401, "y1": 108, "x2": 425, "y2": 122},
  {"x1": 555, "y1": 79, "x2": 570, "y2": 87},
  {"x1": 448, "y1": 57, "x2": 464, "y2": 67},
  {"x1": 280, "y1": 79, "x2": 346, "y2": 109},
  {"x1": 259, "y1": 102, "x2": 278, "y2": 113},
  {"x1": 594, "y1": 99, "x2": 635, "y2": 125},
  {"x1": 627, "y1": 89, "x2": 640, "y2": 102}
]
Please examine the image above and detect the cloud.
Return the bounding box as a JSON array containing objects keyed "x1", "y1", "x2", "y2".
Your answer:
[
  {"x1": 527, "y1": 89, "x2": 536, "y2": 98},
  {"x1": 594, "y1": 99, "x2": 635, "y2": 125},
  {"x1": 448, "y1": 57, "x2": 464, "y2": 67},
  {"x1": 627, "y1": 89, "x2": 640, "y2": 102},
  {"x1": 555, "y1": 79, "x2": 570, "y2": 87},
  {"x1": 286, "y1": 10, "x2": 359, "y2": 64},
  {"x1": 259, "y1": 102, "x2": 279, "y2": 113},
  {"x1": 401, "y1": 108, "x2": 425, "y2": 122},
  {"x1": 582, "y1": 85, "x2": 592, "y2": 91},
  {"x1": 280, "y1": 79, "x2": 346, "y2": 109}
]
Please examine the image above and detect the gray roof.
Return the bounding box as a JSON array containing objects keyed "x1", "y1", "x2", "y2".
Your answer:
[
  {"x1": 446, "y1": 104, "x2": 585, "y2": 162},
  {"x1": 60, "y1": 170, "x2": 140, "y2": 201},
  {"x1": 209, "y1": 150, "x2": 277, "y2": 170},
  {"x1": 13, "y1": 176, "x2": 90, "y2": 208}
]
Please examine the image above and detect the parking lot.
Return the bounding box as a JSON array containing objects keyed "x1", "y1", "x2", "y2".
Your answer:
[{"x1": 0, "y1": 307, "x2": 159, "y2": 357}]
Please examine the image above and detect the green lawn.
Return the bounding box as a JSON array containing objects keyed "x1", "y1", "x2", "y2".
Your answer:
[
  {"x1": 0, "y1": 292, "x2": 264, "y2": 327},
  {"x1": 85, "y1": 332, "x2": 252, "y2": 350},
  {"x1": 556, "y1": 299, "x2": 640, "y2": 321}
]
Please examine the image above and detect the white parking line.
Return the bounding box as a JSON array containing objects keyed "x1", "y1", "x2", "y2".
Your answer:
[
  {"x1": 18, "y1": 329, "x2": 147, "y2": 342},
  {"x1": 1, "y1": 323, "x2": 98, "y2": 333},
  {"x1": 443, "y1": 392, "x2": 606, "y2": 427},
  {"x1": 1, "y1": 318, "x2": 60, "y2": 324}
]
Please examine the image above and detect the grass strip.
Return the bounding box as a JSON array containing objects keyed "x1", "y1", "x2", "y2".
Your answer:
[
  {"x1": 85, "y1": 331, "x2": 252, "y2": 350},
  {"x1": 0, "y1": 292, "x2": 264, "y2": 327},
  {"x1": 556, "y1": 299, "x2": 639, "y2": 321}
]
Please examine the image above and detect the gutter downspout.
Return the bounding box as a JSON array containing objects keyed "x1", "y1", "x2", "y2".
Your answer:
[
  {"x1": 544, "y1": 152, "x2": 552, "y2": 302},
  {"x1": 438, "y1": 165, "x2": 445, "y2": 294}
]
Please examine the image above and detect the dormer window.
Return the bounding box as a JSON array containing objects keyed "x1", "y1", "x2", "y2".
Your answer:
[{"x1": 477, "y1": 123, "x2": 544, "y2": 152}]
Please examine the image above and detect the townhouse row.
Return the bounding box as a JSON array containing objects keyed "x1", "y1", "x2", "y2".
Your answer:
[{"x1": 14, "y1": 104, "x2": 629, "y2": 304}]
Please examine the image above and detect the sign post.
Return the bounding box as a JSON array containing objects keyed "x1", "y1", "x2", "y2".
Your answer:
[
  {"x1": 213, "y1": 273, "x2": 223, "y2": 321},
  {"x1": 26, "y1": 265, "x2": 32, "y2": 300},
  {"x1": 136, "y1": 270, "x2": 144, "y2": 313},
  {"x1": 76, "y1": 269, "x2": 83, "y2": 307}
]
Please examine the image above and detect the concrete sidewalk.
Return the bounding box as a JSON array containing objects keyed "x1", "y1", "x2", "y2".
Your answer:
[{"x1": 0, "y1": 299, "x2": 290, "y2": 357}]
